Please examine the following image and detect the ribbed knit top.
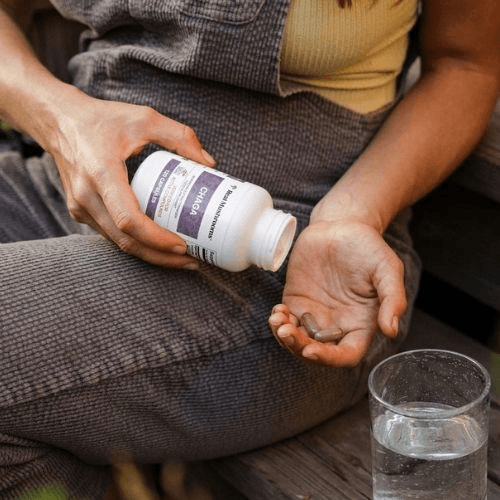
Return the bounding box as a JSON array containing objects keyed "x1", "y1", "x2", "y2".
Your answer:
[{"x1": 280, "y1": 0, "x2": 418, "y2": 113}]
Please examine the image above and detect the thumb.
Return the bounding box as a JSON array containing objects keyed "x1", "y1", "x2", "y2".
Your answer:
[{"x1": 374, "y1": 255, "x2": 407, "y2": 339}]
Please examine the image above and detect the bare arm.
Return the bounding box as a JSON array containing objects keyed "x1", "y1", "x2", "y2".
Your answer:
[
  {"x1": 312, "y1": 0, "x2": 500, "y2": 232},
  {"x1": 0, "y1": 1, "x2": 215, "y2": 267},
  {"x1": 270, "y1": 0, "x2": 500, "y2": 366},
  {"x1": 0, "y1": 1, "x2": 70, "y2": 141}
]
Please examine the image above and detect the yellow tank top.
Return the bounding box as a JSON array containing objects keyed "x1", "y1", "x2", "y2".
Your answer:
[{"x1": 280, "y1": 0, "x2": 418, "y2": 113}]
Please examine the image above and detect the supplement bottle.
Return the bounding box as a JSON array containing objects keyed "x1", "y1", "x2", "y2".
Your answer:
[{"x1": 131, "y1": 151, "x2": 297, "y2": 272}]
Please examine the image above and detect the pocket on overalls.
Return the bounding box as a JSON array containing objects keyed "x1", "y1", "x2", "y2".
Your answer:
[{"x1": 179, "y1": 0, "x2": 266, "y2": 24}]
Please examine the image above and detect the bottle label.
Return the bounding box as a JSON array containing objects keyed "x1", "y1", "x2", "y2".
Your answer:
[
  {"x1": 177, "y1": 171, "x2": 224, "y2": 238},
  {"x1": 145, "y1": 158, "x2": 180, "y2": 218},
  {"x1": 187, "y1": 244, "x2": 217, "y2": 266},
  {"x1": 142, "y1": 155, "x2": 242, "y2": 267}
]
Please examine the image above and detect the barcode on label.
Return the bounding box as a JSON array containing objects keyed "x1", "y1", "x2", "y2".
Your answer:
[{"x1": 188, "y1": 244, "x2": 217, "y2": 266}]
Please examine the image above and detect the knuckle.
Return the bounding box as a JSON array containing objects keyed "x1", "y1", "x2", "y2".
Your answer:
[
  {"x1": 396, "y1": 257, "x2": 405, "y2": 275},
  {"x1": 391, "y1": 253, "x2": 405, "y2": 274},
  {"x1": 91, "y1": 165, "x2": 108, "y2": 185},
  {"x1": 116, "y1": 235, "x2": 137, "y2": 255},
  {"x1": 141, "y1": 105, "x2": 161, "y2": 126},
  {"x1": 140, "y1": 104, "x2": 157, "y2": 119},
  {"x1": 70, "y1": 179, "x2": 92, "y2": 204},
  {"x1": 68, "y1": 204, "x2": 85, "y2": 222},
  {"x1": 400, "y1": 293, "x2": 409, "y2": 313},
  {"x1": 125, "y1": 106, "x2": 158, "y2": 140},
  {"x1": 114, "y1": 211, "x2": 136, "y2": 234},
  {"x1": 66, "y1": 194, "x2": 87, "y2": 222},
  {"x1": 181, "y1": 125, "x2": 199, "y2": 145}
]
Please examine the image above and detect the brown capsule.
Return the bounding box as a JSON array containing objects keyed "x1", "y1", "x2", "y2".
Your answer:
[
  {"x1": 301, "y1": 312, "x2": 345, "y2": 343},
  {"x1": 301, "y1": 312, "x2": 320, "y2": 339},
  {"x1": 314, "y1": 328, "x2": 345, "y2": 343}
]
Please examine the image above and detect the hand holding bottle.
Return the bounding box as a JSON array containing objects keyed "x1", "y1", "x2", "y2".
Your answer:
[{"x1": 46, "y1": 92, "x2": 217, "y2": 268}]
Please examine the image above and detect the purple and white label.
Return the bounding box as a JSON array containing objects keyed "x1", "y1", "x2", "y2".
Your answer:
[
  {"x1": 177, "y1": 171, "x2": 224, "y2": 238},
  {"x1": 145, "y1": 159, "x2": 180, "y2": 218}
]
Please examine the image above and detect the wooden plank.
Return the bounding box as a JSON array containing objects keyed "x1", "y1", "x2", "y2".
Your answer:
[
  {"x1": 209, "y1": 399, "x2": 372, "y2": 500},
  {"x1": 203, "y1": 310, "x2": 500, "y2": 499},
  {"x1": 402, "y1": 309, "x2": 497, "y2": 379},
  {"x1": 490, "y1": 398, "x2": 500, "y2": 485},
  {"x1": 451, "y1": 97, "x2": 500, "y2": 204},
  {"x1": 490, "y1": 480, "x2": 500, "y2": 500},
  {"x1": 411, "y1": 182, "x2": 500, "y2": 312},
  {"x1": 403, "y1": 310, "x2": 500, "y2": 487}
]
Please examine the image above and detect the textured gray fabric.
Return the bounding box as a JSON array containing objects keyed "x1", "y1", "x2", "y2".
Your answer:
[
  {"x1": 0, "y1": 1, "x2": 421, "y2": 498},
  {"x1": 0, "y1": 131, "x2": 420, "y2": 500},
  {"x1": 51, "y1": 0, "x2": 290, "y2": 95},
  {"x1": 0, "y1": 151, "x2": 94, "y2": 242}
]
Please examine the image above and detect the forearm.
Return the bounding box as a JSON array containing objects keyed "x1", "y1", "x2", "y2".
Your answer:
[
  {"x1": 313, "y1": 63, "x2": 500, "y2": 232},
  {"x1": 0, "y1": 6, "x2": 82, "y2": 150}
]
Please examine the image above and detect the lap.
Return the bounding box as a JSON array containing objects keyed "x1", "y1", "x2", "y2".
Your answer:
[
  {"x1": 0, "y1": 150, "x2": 93, "y2": 242},
  {"x1": 0, "y1": 149, "x2": 420, "y2": 462}
]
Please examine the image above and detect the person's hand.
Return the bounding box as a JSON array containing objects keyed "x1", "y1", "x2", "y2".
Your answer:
[
  {"x1": 268, "y1": 220, "x2": 407, "y2": 367},
  {"x1": 47, "y1": 90, "x2": 216, "y2": 268}
]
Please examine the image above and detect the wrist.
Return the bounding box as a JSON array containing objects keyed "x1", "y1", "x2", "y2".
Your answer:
[
  {"x1": 35, "y1": 83, "x2": 90, "y2": 154},
  {"x1": 311, "y1": 190, "x2": 388, "y2": 234},
  {"x1": 1, "y1": 65, "x2": 85, "y2": 153}
]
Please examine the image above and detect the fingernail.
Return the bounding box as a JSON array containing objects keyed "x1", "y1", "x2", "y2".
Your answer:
[
  {"x1": 173, "y1": 245, "x2": 186, "y2": 255},
  {"x1": 392, "y1": 316, "x2": 399, "y2": 335},
  {"x1": 279, "y1": 334, "x2": 295, "y2": 348},
  {"x1": 183, "y1": 262, "x2": 199, "y2": 271},
  {"x1": 302, "y1": 351, "x2": 318, "y2": 361},
  {"x1": 202, "y1": 149, "x2": 215, "y2": 165}
]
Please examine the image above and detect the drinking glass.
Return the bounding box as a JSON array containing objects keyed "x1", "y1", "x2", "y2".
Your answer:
[{"x1": 368, "y1": 349, "x2": 491, "y2": 500}]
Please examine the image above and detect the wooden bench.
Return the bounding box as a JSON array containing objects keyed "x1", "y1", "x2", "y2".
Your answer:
[
  {"x1": 409, "y1": 98, "x2": 500, "y2": 351},
  {"x1": 192, "y1": 309, "x2": 500, "y2": 499}
]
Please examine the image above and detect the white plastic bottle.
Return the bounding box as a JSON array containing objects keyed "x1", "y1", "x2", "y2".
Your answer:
[{"x1": 131, "y1": 151, "x2": 297, "y2": 272}]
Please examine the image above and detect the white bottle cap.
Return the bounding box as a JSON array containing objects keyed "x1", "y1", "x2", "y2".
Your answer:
[{"x1": 250, "y1": 209, "x2": 297, "y2": 271}]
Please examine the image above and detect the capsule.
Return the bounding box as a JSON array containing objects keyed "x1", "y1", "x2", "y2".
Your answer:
[{"x1": 301, "y1": 312, "x2": 345, "y2": 343}]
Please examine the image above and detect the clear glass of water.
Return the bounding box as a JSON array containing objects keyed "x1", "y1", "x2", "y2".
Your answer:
[{"x1": 368, "y1": 349, "x2": 491, "y2": 500}]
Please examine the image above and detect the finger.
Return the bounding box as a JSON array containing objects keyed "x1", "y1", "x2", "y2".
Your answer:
[
  {"x1": 274, "y1": 319, "x2": 373, "y2": 367},
  {"x1": 270, "y1": 322, "x2": 302, "y2": 355},
  {"x1": 274, "y1": 323, "x2": 306, "y2": 355},
  {"x1": 78, "y1": 186, "x2": 200, "y2": 268},
  {"x1": 271, "y1": 304, "x2": 290, "y2": 316},
  {"x1": 274, "y1": 322, "x2": 316, "y2": 358},
  {"x1": 378, "y1": 294, "x2": 407, "y2": 339},
  {"x1": 374, "y1": 257, "x2": 407, "y2": 339},
  {"x1": 268, "y1": 311, "x2": 290, "y2": 331},
  {"x1": 146, "y1": 113, "x2": 216, "y2": 167},
  {"x1": 125, "y1": 244, "x2": 200, "y2": 269},
  {"x1": 301, "y1": 328, "x2": 374, "y2": 367},
  {"x1": 270, "y1": 305, "x2": 300, "y2": 327},
  {"x1": 95, "y1": 165, "x2": 189, "y2": 254}
]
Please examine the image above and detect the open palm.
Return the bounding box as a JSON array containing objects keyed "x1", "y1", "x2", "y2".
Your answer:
[{"x1": 269, "y1": 221, "x2": 407, "y2": 367}]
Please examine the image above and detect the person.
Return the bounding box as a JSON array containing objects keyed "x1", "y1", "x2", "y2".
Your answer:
[{"x1": 0, "y1": 0, "x2": 498, "y2": 497}]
